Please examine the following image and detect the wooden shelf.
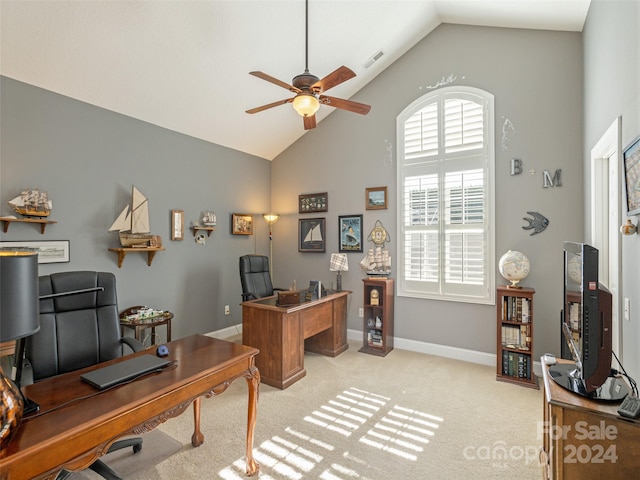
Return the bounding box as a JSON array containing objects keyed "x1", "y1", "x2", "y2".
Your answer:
[
  {"x1": 0, "y1": 216, "x2": 57, "y2": 234},
  {"x1": 496, "y1": 286, "x2": 538, "y2": 389},
  {"x1": 190, "y1": 226, "x2": 215, "y2": 237},
  {"x1": 108, "y1": 247, "x2": 165, "y2": 268},
  {"x1": 359, "y1": 277, "x2": 394, "y2": 356}
]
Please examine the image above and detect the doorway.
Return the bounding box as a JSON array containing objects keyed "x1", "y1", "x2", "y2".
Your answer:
[{"x1": 590, "y1": 117, "x2": 622, "y2": 358}]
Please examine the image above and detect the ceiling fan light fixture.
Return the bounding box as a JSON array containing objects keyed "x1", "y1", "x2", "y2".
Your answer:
[{"x1": 292, "y1": 93, "x2": 320, "y2": 117}]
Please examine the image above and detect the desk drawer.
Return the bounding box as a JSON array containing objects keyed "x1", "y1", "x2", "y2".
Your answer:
[{"x1": 303, "y1": 301, "x2": 332, "y2": 339}]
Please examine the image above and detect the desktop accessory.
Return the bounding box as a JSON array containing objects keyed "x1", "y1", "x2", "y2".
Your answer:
[
  {"x1": 156, "y1": 344, "x2": 169, "y2": 357},
  {"x1": 617, "y1": 395, "x2": 640, "y2": 418},
  {"x1": 543, "y1": 353, "x2": 556, "y2": 365}
]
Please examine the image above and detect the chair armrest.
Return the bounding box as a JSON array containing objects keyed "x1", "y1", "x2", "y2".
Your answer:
[
  {"x1": 274, "y1": 287, "x2": 287, "y2": 292},
  {"x1": 242, "y1": 292, "x2": 257, "y2": 301},
  {"x1": 120, "y1": 336, "x2": 145, "y2": 353}
]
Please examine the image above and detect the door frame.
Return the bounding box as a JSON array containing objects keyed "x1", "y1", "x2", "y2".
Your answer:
[{"x1": 590, "y1": 117, "x2": 622, "y2": 358}]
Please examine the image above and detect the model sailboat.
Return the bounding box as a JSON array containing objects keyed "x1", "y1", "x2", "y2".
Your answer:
[
  {"x1": 109, "y1": 186, "x2": 161, "y2": 248},
  {"x1": 8, "y1": 189, "x2": 52, "y2": 217}
]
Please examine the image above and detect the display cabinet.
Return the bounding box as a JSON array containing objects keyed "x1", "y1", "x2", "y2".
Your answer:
[
  {"x1": 496, "y1": 285, "x2": 538, "y2": 388},
  {"x1": 359, "y1": 277, "x2": 394, "y2": 356}
]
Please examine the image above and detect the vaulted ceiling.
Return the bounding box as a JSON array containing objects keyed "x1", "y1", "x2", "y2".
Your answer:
[{"x1": 1, "y1": 1, "x2": 591, "y2": 160}]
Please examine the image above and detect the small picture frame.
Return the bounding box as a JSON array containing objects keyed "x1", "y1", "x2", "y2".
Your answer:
[
  {"x1": 231, "y1": 213, "x2": 254, "y2": 235},
  {"x1": 366, "y1": 186, "x2": 388, "y2": 210},
  {"x1": 299, "y1": 217, "x2": 326, "y2": 252},
  {"x1": 623, "y1": 135, "x2": 640, "y2": 215},
  {"x1": 0, "y1": 240, "x2": 70, "y2": 264},
  {"x1": 338, "y1": 214, "x2": 363, "y2": 253},
  {"x1": 299, "y1": 192, "x2": 328, "y2": 213},
  {"x1": 171, "y1": 209, "x2": 184, "y2": 240}
]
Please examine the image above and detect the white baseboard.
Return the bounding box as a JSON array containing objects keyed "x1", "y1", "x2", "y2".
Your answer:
[{"x1": 207, "y1": 324, "x2": 541, "y2": 377}]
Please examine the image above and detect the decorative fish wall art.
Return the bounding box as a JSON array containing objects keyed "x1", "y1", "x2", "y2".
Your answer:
[{"x1": 522, "y1": 211, "x2": 549, "y2": 235}]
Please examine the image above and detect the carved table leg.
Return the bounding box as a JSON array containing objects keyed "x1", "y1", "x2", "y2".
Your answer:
[
  {"x1": 244, "y1": 366, "x2": 260, "y2": 476},
  {"x1": 191, "y1": 397, "x2": 204, "y2": 447}
]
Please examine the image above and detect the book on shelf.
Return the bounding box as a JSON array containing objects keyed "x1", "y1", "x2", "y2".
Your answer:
[
  {"x1": 501, "y1": 296, "x2": 530, "y2": 323},
  {"x1": 501, "y1": 351, "x2": 531, "y2": 379}
]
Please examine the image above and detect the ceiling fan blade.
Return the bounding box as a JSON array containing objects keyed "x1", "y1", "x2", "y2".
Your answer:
[
  {"x1": 312, "y1": 66, "x2": 356, "y2": 93},
  {"x1": 246, "y1": 98, "x2": 293, "y2": 114},
  {"x1": 249, "y1": 71, "x2": 301, "y2": 94},
  {"x1": 303, "y1": 115, "x2": 317, "y2": 130},
  {"x1": 319, "y1": 95, "x2": 371, "y2": 115}
]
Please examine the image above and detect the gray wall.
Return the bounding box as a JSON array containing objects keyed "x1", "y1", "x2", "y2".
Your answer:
[
  {"x1": 0, "y1": 76, "x2": 271, "y2": 341},
  {"x1": 583, "y1": 0, "x2": 640, "y2": 380},
  {"x1": 271, "y1": 24, "x2": 584, "y2": 359}
]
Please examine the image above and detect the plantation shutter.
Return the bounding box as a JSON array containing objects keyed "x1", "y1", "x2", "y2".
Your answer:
[{"x1": 398, "y1": 87, "x2": 494, "y2": 304}]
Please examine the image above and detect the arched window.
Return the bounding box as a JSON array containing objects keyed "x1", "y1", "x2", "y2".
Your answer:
[{"x1": 397, "y1": 86, "x2": 495, "y2": 304}]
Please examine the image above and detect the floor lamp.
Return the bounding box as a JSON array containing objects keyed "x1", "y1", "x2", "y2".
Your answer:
[
  {"x1": 263, "y1": 214, "x2": 279, "y2": 282},
  {"x1": 0, "y1": 251, "x2": 40, "y2": 449}
]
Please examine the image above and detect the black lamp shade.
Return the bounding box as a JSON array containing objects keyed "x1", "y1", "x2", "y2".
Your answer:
[{"x1": 0, "y1": 252, "x2": 40, "y2": 342}]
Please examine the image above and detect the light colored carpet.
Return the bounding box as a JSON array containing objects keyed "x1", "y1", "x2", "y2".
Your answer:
[
  {"x1": 121, "y1": 339, "x2": 543, "y2": 479},
  {"x1": 67, "y1": 430, "x2": 183, "y2": 479}
]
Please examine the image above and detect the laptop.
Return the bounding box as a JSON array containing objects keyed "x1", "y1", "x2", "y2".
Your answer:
[{"x1": 81, "y1": 354, "x2": 171, "y2": 390}]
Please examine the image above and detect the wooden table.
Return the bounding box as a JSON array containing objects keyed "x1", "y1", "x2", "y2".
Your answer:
[
  {"x1": 0, "y1": 335, "x2": 260, "y2": 479},
  {"x1": 120, "y1": 306, "x2": 173, "y2": 345},
  {"x1": 242, "y1": 290, "x2": 349, "y2": 389},
  {"x1": 540, "y1": 358, "x2": 640, "y2": 479}
]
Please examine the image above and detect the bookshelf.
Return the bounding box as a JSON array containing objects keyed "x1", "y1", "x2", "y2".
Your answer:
[
  {"x1": 359, "y1": 277, "x2": 394, "y2": 356},
  {"x1": 496, "y1": 285, "x2": 538, "y2": 388}
]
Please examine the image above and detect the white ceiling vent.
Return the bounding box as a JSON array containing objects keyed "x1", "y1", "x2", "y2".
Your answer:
[{"x1": 363, "y1": 50, "x2": 384, "y2": 69}]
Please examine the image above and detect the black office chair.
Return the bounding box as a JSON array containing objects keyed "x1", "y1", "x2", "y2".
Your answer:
[
  {"x1": 239, "y1": 254, "x2": 285, "y2": 301},
  {"x1": 24, "y1": 271, "x2": 145, "y2": 480}
]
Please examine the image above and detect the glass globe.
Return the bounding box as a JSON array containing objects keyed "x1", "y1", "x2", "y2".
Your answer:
[{"x1": 498, "y1": 250, "x2": 530, "y2": 288}]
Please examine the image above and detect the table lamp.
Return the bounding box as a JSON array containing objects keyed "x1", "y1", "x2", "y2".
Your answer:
[
  {"x1": 0, "y1": 251, "x2": 40, "y2": 449},
  {"x1": 329, "y1": 253, "x2": 349, "y2": 291}
]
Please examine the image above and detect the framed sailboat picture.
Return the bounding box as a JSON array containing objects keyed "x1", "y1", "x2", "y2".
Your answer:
[{"x1": 299, "y1": 218, "x2": 325, "y2": 252}]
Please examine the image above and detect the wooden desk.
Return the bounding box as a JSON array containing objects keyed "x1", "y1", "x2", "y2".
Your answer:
[
  {"x1": 242, "y1": 290, "x2": 349, "y2": 389},
  {"x1": 0, "y1": 335, "x2": 260, "y2": 479},
  {"x1": 540, "y1": 358, "x2": 640, "y2": 479}
]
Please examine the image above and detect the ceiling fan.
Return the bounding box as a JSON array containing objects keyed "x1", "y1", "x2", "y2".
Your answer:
[{"x1": 245, "y1": 0, "x2": 371, "y2": 130}]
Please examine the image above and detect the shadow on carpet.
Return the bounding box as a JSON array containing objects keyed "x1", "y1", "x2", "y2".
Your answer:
[{"x1": 67, "y1": 430, "x2": 182, "y2": 479}]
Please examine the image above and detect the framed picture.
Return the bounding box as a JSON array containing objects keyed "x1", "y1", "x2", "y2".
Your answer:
[
  {"x1": 0, "y1": 240, "x2": 70, "y2": 264},
  {"x1": 339, "y1": 214, "x2": 363, "y2": 253},
  {"x1": 299, "y1": 217, "x2": 326, "y2": 252},
  {"x1": 299, "y1": 192, "x2": 328, "y2": 213},
  {"x1": 231, "y1": 213, "x2": 254, "y2": 235},
  {"x1": 623, "y1": 135, "x2": 640, "y2": 215},
  {"x1": 171, "y1": 209, "x2": 184, "y2": 240},
  {"x1": 366, "y1": 186, "x2": 388, "y2": 210}
]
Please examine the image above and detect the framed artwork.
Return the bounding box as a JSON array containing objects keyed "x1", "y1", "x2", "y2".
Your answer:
[
  {"x1": 623, "y1": 135, "x2": 640, "y2": 215},
  {"x1": 365, "y1": 186, "x2": 388, "y2": 210},
  {"x1": 299, "y1": 192, "x2": 328, "y2": 213},
  {"x1": 171, "y1": 209, "x2": 184, "y2": 240},
  {"x1": 299, "y1": 217, "x2": 326, "y2": 252},
  {"x1": 0, "y1": 240, "x2": 70, "y2": 264},
  {"x1": 231, "y1": 213, "x2": 254, "y2": 235},
  {"x1": 339, "y1": 214, "x2": 363, "y2": 253}
]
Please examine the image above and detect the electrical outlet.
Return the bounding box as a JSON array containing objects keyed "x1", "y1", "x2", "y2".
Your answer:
[
  {"x1": 359, "y1": 307, "x2": 364, "y2": 318},
  {"x1": 224, "y1": 305, "x2": 230, "y2": 315}
]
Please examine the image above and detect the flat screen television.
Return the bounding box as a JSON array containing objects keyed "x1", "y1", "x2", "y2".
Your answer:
[{"x1": 549, "y1": 241, "x2": 629, "y2": 401}]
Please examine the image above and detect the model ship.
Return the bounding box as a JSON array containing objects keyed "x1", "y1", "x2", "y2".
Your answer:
[
  {"x1": 109, "y1": 186, "x2": 161, "y2": 248},
  {"x1": 8, "y1": 189, "x2": 52, "y2": 217},
  {"x1": 360, "y1": 247, "x2": 392, "y2": 275}
]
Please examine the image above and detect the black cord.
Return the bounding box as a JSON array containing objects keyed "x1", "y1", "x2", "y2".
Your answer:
[
  {"x1": 23, "y1": 360, "x2": 178, "y2": 421},
  {"x1": 612, "y1": 351, "x2": 638, "y2": 397}
]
